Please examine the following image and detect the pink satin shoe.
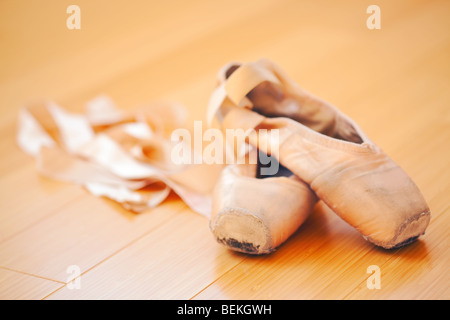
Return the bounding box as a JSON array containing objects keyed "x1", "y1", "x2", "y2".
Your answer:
[
  {"x1": 208, "y1": 59, "x2": 431, "y2": 249},
  {"x1": 210, "y1": 152, "x2": 316, "y2": 254}
]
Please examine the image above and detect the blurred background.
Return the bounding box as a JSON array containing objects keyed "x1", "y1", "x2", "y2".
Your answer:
[
  {"x1": 0, "y1": 0, "x2": 449, "y2": 299},
  {"x1": 1, "y1": 0, "x2": 448, "y2": 124}
]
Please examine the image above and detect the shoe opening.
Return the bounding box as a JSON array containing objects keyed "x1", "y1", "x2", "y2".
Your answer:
[
  {"x1": 256, "y1": 151, "x2": 293, "y2": 179},
  {"x1": 224, "y1": 64, "x2": 363, "y2": 145}
]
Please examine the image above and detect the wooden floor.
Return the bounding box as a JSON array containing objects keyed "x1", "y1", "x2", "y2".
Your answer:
[{"x1": 0, "y1": 0, "x2": 449, "y2": 300}]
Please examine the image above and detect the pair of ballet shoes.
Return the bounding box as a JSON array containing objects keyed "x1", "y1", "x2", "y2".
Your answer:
[{"x1": 207, "y1": 59, "x2": 431, "y2": 254}]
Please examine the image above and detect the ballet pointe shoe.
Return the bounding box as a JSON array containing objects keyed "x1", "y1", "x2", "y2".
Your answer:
[
  {"x1": 210, "y1": 153, "x2": 316, "y2": 254},
  {"x1": 208, "y1": 59, "x2": 431, "y2": 249}
]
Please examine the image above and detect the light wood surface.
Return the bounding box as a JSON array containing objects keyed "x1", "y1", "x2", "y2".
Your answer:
[{"x1": 0, "y1": 0, "x2": 449, "y2": 300}]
